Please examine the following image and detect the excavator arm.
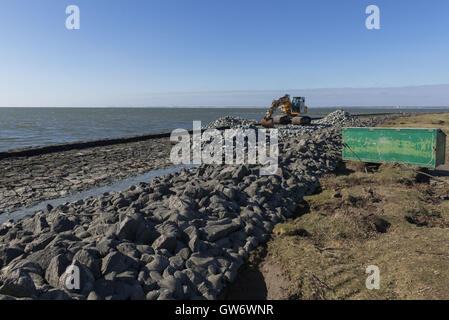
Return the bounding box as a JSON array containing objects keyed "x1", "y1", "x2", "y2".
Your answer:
[
  {"x1": 263, "y1": 94, "x2": 292, "y2": 119},
  {"x1": 261, "y1": 94, "x2": 292, "y2": 128}
]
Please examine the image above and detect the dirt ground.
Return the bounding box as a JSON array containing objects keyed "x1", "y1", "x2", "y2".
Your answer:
[{"x1": 224, "y1": 112, "x2": 449, "y2": 300}]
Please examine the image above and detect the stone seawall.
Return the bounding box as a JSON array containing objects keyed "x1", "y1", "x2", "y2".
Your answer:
[{"x1": 0, "y1": 112, "x2": 399, "y2": 300}]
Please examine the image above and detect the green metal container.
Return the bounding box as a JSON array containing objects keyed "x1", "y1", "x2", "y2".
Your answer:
[{"x1": 342, "y1": 127, "x2": 446, "y2": 168}]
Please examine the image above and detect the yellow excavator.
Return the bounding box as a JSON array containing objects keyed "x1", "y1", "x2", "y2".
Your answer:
[{"x1": 261, "y1": 94, "x2": 312, "y2": 128}]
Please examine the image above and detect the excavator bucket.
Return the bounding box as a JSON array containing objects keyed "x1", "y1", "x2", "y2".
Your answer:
[{"x1": 261, "y1": 117, "x2": 274, "y2": 128}]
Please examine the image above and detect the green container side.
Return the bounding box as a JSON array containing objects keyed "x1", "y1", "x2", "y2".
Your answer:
[
  {"x1": 342, "y1": 127, "x2": 445, "y2": 168},
  {"x1": 436, "y1": 130, "x2": 446, "y2": 166}
]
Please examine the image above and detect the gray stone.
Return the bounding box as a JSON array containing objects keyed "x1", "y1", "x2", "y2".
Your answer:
[
  {"x1": 101, "y1": 251, "x2": 139, "y2": 276},
  {"x1": 158, "y1": 276, "x2": 182, "y2": 299},
  {"x1": 0, "y1": 269, "x2": 37, "y2": 298},
  {"x1": 188, "y1": 235, "x2": 208, "y2": 253},
  {"x1": 116, "y1": 216, "x2": 140, "y2": 241},
  {"x1": 202, "y1": 220, "x2": 241, "y2": 242},
  {"x1": 87, "y1": 291, "x2": 101, "y2": 300},
  {"x1": 39, "y1": 288, "x2": 71, "y2": 300},
  {"x1": 51, "y1": 216, "x2": 75, "y2": 233},
  {"x1": 146, "y1": 290, "x2": 159, "y2": 300},
  {"x1": 135, "y1": 222, "x2": 159, "y2": 245},
  {"x1": 0, "y1": 246, "x2": 23, "y2": 265},
  {"x1": 233, "y1": 165, "x2": 249, "y2": 181},
  {"x1": 178, "y1": 247, "x2": 191, "y2": 260},
  {"x1": 34, "y1": 215, "x2": 50, "y2": 234},
  {"x1": 169, "y1": 255, "x2": 185, "y2": 270},
  {"x1": 73, "y1": 248, "x2": 102, "y2": 279},
  {"x1": 116, "y1": 242, "x2": 140, "y2": 259},
  {"x1": 44, "y1": 254, "x2": 71, "y2": 288},
  {"x1": 152, "y1": 234, "x2": 177, "y2": 252},
  {"x1": 94, "y1": 278, "x2": 115, "y2": 298},
  {"x1": 137, "y1": 270, "x2": 158, "y2": 292},
  {"x1": 145, "y1": 255, "x2": 169, "y2": 273},
  {"x1": 96, "y1": 239, "x2": 116, "y2": 256}
]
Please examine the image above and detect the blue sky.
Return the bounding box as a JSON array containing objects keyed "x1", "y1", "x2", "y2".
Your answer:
[{"x1": 0, "y1": 0, "x2": 448, "y2": 107}]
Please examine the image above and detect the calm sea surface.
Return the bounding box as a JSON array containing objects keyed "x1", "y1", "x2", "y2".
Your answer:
[{"x1": 0, "y1": 107, "x2": 447, "y2": 152}]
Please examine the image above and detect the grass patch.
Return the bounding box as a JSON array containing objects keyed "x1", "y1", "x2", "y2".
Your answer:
[{"x1": 263, "y1": 113, "x2": 449, "y2": 299}]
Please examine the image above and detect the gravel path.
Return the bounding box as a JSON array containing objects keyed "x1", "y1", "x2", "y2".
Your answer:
[{"x1": 0, "y1": 111, "x2": 400, "y2": 300}]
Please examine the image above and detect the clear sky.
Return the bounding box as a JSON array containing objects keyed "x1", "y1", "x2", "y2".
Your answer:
[{"x1": 0, "y1": 0, "x2": 448, "y2": 107}]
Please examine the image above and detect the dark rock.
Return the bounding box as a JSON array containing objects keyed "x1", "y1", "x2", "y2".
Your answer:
[
  {"x1": 207, "y1": 274, "x2": 224, "y2": 292},
  {"x1": 113, "y1": 197, "x2": 130, "y2": 209},
  {"x1": 94, "y1": 278, "x2": 115, "y2": 298},
  {"x1": 34, "y1": 215, "x2": 50, "y2": 234},
  {"x1": 87, "y1": 291, "x2": 101, "y2": 300},
  {"x1": 158, "y1": 276, "x2": 182, "y2": 299},
  {"x1": 202, "y1": 219, "x2": 241, "y2": 242},
  {"x1": 232, "y1": 165, "x2": 249, "y2": 181},
  {"x1": 177, "y1": 247, "x2": 191, "y2": 261},
  {"x1": 73, "y1": 249, "x2": 102, "y2": 279},
  {"x1": 0, "y1": 246, "x2": 24, "y2": 265},
  {"x1": 39, "y1": 288, "x2": 71, "y2": 300},
  {"x1": 135, "y1": 221, "x2": 158, "y2": 245},
  {"x1": 152, "y1": 234, "x2": 177, "y2": 252},
  {"x1": 137, "y1": 270, "x2": 158, "y2": 292},
  {"x1": 0, "y1": 269, "x2": 37, "y2": 298},
  {"x1": 51, "y1": 216, "x2": 75, "y2": 233},
  {"x1": 188, "y1": 236, "x2": 205, "y2": 253},
  {"x1": 136, "y1": 245, "x2": 154, "y2": 255},
  {"x1": 116, "y1": 216, "x2": 141, "y2": 241},
  {"x1": 163, "y1": 265, "x2": 176, "y2": 277},
  {"x1": 101, "y1": 251, "x2": 139, "y2": 276},
  {"x1": 44, "y1": 254, "x2": 71, "y2": 288},
  {"x1": 24, "y1": 234, "x2": 56, "y2": 253},
  {"x1": 157, "y1": 288, "x2": 174, "y2": 300},
  {"x1": 146, "y1": 290, "x2": 159, "y2": 300},
  {"x1": 4, "y1": 259, "x2": 44, "y2": 277},
  {"x1": 169, "y1": 255, "x2": 185, "y2": 270},
  {"x1": 46, "y1": 204, "x2": 54, "y2": 213},
  {"x1": 145, "y1": 255, "x2": 169, "y2": 273},
  {"x1": 116, "y1": 242, "x2": 140, "y2": 259},
  {"x1": 96, "y1": 239, "x2": 117, "y2": 256},
  {"x1": 186, "y1": 254, "x2": 218, "y2": 275},
  {"x1": 115, "y1": 270, "x2": 137, "y2": 283}
]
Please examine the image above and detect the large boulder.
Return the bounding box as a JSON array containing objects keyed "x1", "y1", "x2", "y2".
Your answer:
[{"x1": 0, "y1": 269, "x2": 37, "y2": 298}]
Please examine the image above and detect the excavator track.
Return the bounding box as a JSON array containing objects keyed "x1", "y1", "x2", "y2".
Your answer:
[{"x1": 291, "y1": 116, "x2": 311, "y2": 125}]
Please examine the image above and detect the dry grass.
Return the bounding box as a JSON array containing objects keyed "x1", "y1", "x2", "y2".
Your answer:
[
  {"x1": 263, "y1": 113, "x2": 449, "y2": 300},
  {"x1": 268, "y1": 162, "x2": 449, "y2": 299}
]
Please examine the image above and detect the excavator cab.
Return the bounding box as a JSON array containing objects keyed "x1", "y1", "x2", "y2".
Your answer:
[{"x1": 291, "y1": 96, "x2": 307, "y2": 114}]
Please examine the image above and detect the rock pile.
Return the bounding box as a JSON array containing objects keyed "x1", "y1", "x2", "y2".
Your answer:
[
  {"x1": 203, "y1": 117, "x2": 258, "y2": 130},
  {"x1": 276, "y1": 124, "x2": 327, "y2": 140},
  {"x1": 315, "y1": 110, "x2": 361, "y2": 127}
]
